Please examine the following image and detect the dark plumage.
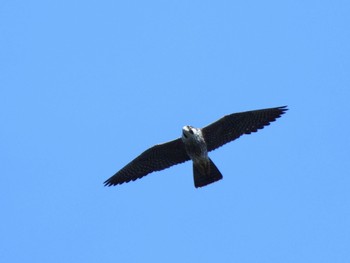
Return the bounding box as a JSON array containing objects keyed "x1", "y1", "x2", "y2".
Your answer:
[{"x1": 104, "y1": 106, "x2": 288, "y2": 188}]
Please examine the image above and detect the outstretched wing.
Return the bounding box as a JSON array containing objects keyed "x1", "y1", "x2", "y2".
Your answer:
[
  {"x1": 202, "y1": 106, "x2": 288, "y2": 152},
  {"x1": 104, "y1": 138, "x2": 190, "y2": 186}
]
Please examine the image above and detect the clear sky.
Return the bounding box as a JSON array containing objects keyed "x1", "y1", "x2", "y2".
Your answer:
[{"x1": 1, "y1": 0, "x2": 350, "y2": 262}]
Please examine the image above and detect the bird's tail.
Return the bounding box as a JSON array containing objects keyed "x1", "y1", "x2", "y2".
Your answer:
[{"x1": 193, "y1": 158, "x2": 223, "y2": 188}]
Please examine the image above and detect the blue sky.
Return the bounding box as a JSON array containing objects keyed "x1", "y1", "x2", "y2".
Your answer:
[{"x1": 1, "y1": 0, "x2": 350, "y2": 262}]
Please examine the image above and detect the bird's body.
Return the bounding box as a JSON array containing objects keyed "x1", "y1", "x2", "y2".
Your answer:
[
  {"x1": 182, "y1": 126, "x2": 207, "y2": 161},
  {"x1": 181, "y1": 125, "x2": 223, "y2": 187},
  {"x1": 104, "y1": 106, "x2": 288, "y2": 188}
]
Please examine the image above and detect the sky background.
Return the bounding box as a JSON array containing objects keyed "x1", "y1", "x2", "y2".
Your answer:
[{"x1": 1, "y1": 0, "x2": 350, "y2": 262}]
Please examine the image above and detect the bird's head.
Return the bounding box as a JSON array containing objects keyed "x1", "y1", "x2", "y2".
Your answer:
[{"x1": 182, "y1": 125, "x2": 195, "y2": 140}]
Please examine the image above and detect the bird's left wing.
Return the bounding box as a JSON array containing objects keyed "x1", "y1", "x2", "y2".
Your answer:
[
  {"x1": 104, "y1": 138, "x2": 190, "y2": 186},
  {"x1": 202, "y1": 106, "x2": 288, "y2": 152}
]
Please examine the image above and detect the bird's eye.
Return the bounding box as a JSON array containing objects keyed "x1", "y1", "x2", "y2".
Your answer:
[{"x1": 189, "y1": 129, "x2": 194, "y2": 135}]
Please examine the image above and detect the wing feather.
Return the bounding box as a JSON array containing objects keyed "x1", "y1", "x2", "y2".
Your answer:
[
  {"x1": 104, "y1": 138, "x2": 189, "y2": 186},
  {"x1": 202, "y1": 106, "x2": 288, "y2": 152}
]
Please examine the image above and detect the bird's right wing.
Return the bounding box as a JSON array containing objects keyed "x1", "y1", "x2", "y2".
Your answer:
[
  {"x1": 104, "y1": 138, "x2": 190, "y2": 186},
  {"x1": 202, "y1": 106, "x2": 288, "y2": 152}
]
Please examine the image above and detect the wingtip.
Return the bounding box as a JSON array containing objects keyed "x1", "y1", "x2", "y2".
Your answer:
[
  {"x1": 279, "y1": 105, "x2": 288, "y2": 111},
  {"x1": 103, "y1": 181, "x2": 111, "y2": 187},
  {"x1": 103, "y1": 177, "x2": 131, "y2": 187},
  {"x1": 276, "y1": 106, "x2": 288, "y2": 115},
  {"x1": 103, "y1": 178, "x2": 114, "y2": 187}
]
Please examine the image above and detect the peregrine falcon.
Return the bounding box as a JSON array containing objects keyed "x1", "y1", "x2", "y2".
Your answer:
[{"x1": 104, "y1": 106, "x2": 288, "y2": 188}]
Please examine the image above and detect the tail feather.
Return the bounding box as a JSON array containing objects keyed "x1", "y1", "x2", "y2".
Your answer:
[{"x1": 193, "y1": 158, "x2": 223, "y2": 188}]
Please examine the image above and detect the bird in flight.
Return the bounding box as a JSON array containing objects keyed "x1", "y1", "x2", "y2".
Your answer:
[{"x1": 104, "y1": 106, "x2": 288, "y2": 188}]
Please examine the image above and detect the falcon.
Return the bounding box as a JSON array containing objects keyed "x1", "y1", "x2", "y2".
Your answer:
[{"x1": 104, "y1": 106, "x2": 288, "y2": 188}]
